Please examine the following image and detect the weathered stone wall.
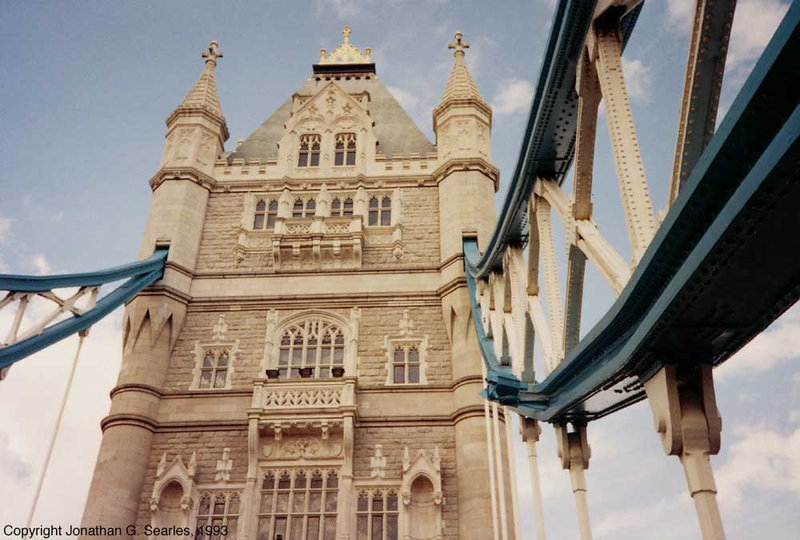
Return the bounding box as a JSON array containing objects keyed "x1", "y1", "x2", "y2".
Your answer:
[
  {"x1": 194, "y1": 185, "x2": 440, "y2": 274},
  {"x1": 353, "y1": 425, "x2": 459, "y2": 539},
  {"x1": 356, "y1": 305, "x2": 451, "y2": 387},
  {"x1": 136, "y1": 429, "x2": 249, "y2": 528},
  {"x1": 164, "y1": 303, "x2": 451, "y2": 391},
  {"x1": 164, "y1": 309, "x2": 266, "y2": 391}
]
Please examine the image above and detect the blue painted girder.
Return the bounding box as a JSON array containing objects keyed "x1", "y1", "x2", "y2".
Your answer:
[
  {"x1": 0, "y1": 249, "x2": 168, "y2": 368},
  {"x1": 466, "y1": 1, "x2": 800, "y2": 423}
]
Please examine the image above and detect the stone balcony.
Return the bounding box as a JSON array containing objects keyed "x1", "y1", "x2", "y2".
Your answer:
[
  {"x1": 250, "y1": 377, "x2": 357, "y2": 441},
  {"x1": 271, "y1": 215, "x2": 363, "y2": 272}
]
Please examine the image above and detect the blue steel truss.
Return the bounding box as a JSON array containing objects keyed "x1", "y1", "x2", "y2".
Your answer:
[
  {"x1": 465, "y1": 1, "x2": 800, "y2": 422},
  {"x1": 0, "y1": 249, "x2": 168, "y2": 369}
]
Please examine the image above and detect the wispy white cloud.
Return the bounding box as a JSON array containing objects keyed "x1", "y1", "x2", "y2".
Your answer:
[
  {"x1": 0, "y1": 217, "x2": 12, "y2": 244},
  {"x1": 491, "y1": 78, "x2": 534, "y2": 116},
  {"x1": 668, "y1": 0, "x2": 789, "y2": 76},
  {"x1": 621, "y1": 58, "x2": 652, "y2": 102},
  {"x1": 31, "y1": 255, "x2": 52, "y2": 276},
  {"x1": 316, "y1": 0, "x2": 362, "y2": 19},
  {"x1": 594, "y1": 493, "x2": 695, "y2": 540},
  {"x1": 727, "y1": 0, "x2": 789, "y2": 73},
  {"x1": 716, "y1": 424, "x2": 800, "y2": 506},
  {"x1": 0, "y1": 217, "x2": 12, "y2": 271},
  {"x1": 386, "y1": 85, "x2": 420, "y2": 110},
  {"x1": 666, "y1": 0, "x2": 695, "y2": 29},
  {"x1": 717, "y1": 303, "x2": 800, "y2": 379},
  {"x1": 0, "y1": 282, "x2": 124, "y2": 525}
]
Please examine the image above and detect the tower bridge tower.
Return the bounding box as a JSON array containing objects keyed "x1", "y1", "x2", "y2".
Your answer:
[{"x1": 81, "y1": 28, "x2": 515, "y2": 540}]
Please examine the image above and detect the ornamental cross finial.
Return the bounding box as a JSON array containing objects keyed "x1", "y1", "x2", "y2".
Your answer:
[
  {"x1": 202, "y1": 40, "x2": 223, "y2": 67},
  {"x1": 343, "y1": 26, "x2": 351, "y2": 43},
  {"x1": 448, "y1": 31, "x2": 469, "y2": 56}
]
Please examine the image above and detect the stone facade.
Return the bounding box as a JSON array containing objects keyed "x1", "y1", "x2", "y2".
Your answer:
[{"x1": 81, "y1": 30, "x2": 514, "y2": 540}]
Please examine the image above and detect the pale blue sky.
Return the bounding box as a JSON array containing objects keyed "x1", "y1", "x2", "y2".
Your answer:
[{"x1": 1, "y1": 1, "x2": 798, "y2": 538}]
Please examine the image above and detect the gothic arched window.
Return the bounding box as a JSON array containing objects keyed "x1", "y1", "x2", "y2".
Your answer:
[
  {"x1": 356, "y1": 490, "x2": 399, "y2": 540},
  {"x1": 199, "y1": 348, "x2": 230, "y2": 389},
  {"x1": 196, "y1": 491, "x2": 240, "y2": 540},
  {"x1": 392, "y1": 345, "x2": 420, "y2": 384},
  {"x1": 298, "y1": 134, "x2": 321, "y2": 167},
  {"x1": 334, "y1": 133, "x2": 357, "y2": 166},
  {"x1": 368, "y1": 196, "x2": 392, "y2": 226},
  {"x1": 277, "y1": 320, "x2": 345, "y2": 379},
  {"x1": 331, "y1": 197, "x2": 354, "y2": 217},
  {"x1": 293, "y1": 198, "x2": 316, "y2": 218},
  {"x1": 257, "y1": 469, "x2": 338, "y2": 540},
  {"x1": 254, "y1": 200, "x2": 279, "y2": 230}
]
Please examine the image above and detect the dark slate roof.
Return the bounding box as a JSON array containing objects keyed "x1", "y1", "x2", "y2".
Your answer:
[{"x1": 227, "y1": 75, "x2": 436, "y2": 163}]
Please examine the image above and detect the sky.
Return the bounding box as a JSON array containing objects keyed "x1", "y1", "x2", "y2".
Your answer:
[{"x1": 0, "y1": 0, "x2": 798, "y2": 538}]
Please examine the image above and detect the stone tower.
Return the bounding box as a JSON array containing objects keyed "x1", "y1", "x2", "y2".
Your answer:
[{"x1": 81, "y1": 29, "x2": 515, "y2": 540}]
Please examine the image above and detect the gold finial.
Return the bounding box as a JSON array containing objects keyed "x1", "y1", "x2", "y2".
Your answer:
[
  {"x1": 448, "y1": 31, "x2": 470, "y2": 58},
  {"x1": 318, "y1": 26, "x2": 370, "y2": 65},
  {"x1": 202, "y1": 40, "x2": 223, "y2": 67}
]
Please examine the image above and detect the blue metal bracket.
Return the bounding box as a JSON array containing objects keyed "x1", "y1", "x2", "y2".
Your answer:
[
  {"x1": 463, "y1": 239, "x2": 528, "y2": 406},
  {"x1": 0, "y1": 249, "x2": 168, "y2": 369}
]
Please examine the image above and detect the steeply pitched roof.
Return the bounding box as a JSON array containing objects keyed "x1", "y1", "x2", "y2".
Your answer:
[
  {"x1": 441, "y1": 58, "x2": 485, "y2": 104},
  {"x1": 179, "y1": 67, "x2": 223, "y2": 117},
  {"x1": 439, "y1": 32, "x2": 486, "y2": 105},
  {"x1": 174, "y1": 41, "x2": 225, "y2": 119},
  {"x1": 227, "y1": 76, "x2": 435, "y2": 163}
]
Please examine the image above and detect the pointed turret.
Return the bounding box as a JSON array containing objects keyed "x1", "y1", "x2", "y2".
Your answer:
[
  {"x1": 160, "y1": 41, "x2": 229, "y2": 173},
  {"x1": 432, "y1": 35, "x2": 503, "y2": 540},
  {"x1": 175, "y1": 42, "x2": 224, "y2": 116},
  {"x1": 433, "y1": 32, "x2": 497, "y2": 260},
  {"x1": 438, "y1": 32, "x2": 486, "y2": 105},
  {"x1": 138, "y1": 41, "x2": 229, "y2": 270},
  {"x1": 433, "y1": 31, "x2": 492, "y2": 162}
]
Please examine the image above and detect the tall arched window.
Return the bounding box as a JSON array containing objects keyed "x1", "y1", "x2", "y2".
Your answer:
[
  {"x1": 277, "y1": 319, "x2": 345, "y2": 378},
  {"x1": 298, "y1": 134, "x2": 321, "y2": 167},
  {"x1": 334, "y1": 133, "x2": 357, "y2": 166},
  {"x1": 257, "y1": 469, "x2": 338, "y2": 540},
  {"x1": 356, "y1": 490, "x2": 399, "y2": 540},
  {"x1": 368, "y1": 196, "x2": 391, "y2": 226},
  {"x1": 196, "y1": 491, "x2": 240, "y2": 539}
]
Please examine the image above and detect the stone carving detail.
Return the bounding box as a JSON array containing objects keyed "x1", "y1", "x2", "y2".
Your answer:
[
  {"x1": 214, "y1": 447, "x2": 233, "y2": 482},
  {"x1": 262, "y1": 434, "x2": 343, "y2": 459},
  {"x1": 283, "y1": 438, "x2": 322, "y2": 458},
  {"x1": 325, "y1": 222, "x2": 350, "y2": 234},
  {"x1": 212, "y1": 314, "x2": 228, "y2": 341},
  {"x1": 370, "y1": 445, "x2": 387, "y2": 478},
  {"x1": 263, "y1": 387, "x2": 343, "y2": 408},
  {"x1": 197, "y1": 132, "x2": 215, "y2": 167},
  {"x1": 400, "y1": 446, "x2": 444, "y2": 539},
  {"x1": 383, "y1": 310, "x2": 430, "y2": 385},
  {"x1": 149, "y1": 451, "x2": 197, "y2": 513},
  {"x1": 285, "y1": 223, "x2": 312, "y2": 235}
]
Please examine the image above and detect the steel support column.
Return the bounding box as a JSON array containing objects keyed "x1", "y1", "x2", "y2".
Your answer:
[{"x1": 645, "y1": 364, "x2": 726, "y2": 540}]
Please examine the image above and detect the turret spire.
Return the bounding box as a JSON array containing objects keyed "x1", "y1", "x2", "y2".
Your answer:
[
  {"x1": 439, "y1": 31, "x2": 485, "y2": 105},
  {"x1": 174, "y1": 40, "x2": 225, "y2": 120}
]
